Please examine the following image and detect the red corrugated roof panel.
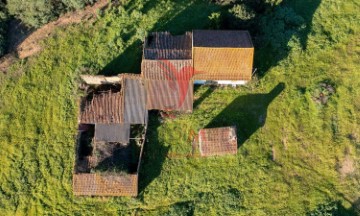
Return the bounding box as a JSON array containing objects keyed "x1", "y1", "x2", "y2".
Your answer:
[{"x1": 142, "y1": 60, "x2": 194, "y2": 112}]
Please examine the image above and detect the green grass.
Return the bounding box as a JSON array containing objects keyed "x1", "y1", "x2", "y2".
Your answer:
[{"x1": 0, "y1": 0, "x2": 359, "y2": 215}]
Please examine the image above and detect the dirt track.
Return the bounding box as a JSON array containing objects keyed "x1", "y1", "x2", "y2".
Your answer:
[
  {"x1": 17, "y1": 0, "x2": 109, "y2": 59},
  {"x1": 0, "y1": 0, "x2": 109, "y2": 72}
]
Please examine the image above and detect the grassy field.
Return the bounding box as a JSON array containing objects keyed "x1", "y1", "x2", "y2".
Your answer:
[{"x1": 0, "y1": 0, "x2": 359, "y2": 215}]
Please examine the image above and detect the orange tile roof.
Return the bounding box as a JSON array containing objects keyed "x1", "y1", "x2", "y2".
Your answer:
[
  {"x1": 198, "y1": 126, "x2": 237, "y2": 157},
  {"x1": 73, "y1": 173, "x2": 138, "y2": 196},
  {"x1": 193, "y1": 47, "x2": 253, "y2": 81}
]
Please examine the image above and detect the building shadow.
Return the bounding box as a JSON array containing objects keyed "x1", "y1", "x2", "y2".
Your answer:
[
  {"x1": 193, "y1": 86, "x2": 216, "y2": 109},
  {"x1": 205, "y1": 83, "x2": 285, "y2": 147},
  {"x1": 137, "y1": 111, "x2": 169, "y2": 195}
]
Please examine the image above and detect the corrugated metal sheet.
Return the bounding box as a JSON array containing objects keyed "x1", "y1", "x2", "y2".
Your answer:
[
  {"x1": 122, "y1": 74, "x2": 148, "y2": 124},
  {"x1": 145, "y1": 79, "x2": 193, "y2": 111},
  {"x1": 193, "y1": 30, "x2": 253, "y2": 48},
  {"x1": 95, "y1": 123, "x2": 130, "y2": 143},
  {"x1": 73, "y1": 173, "x2": 138, "y2": 196},
  {"x1": 142, "y1": 60, "x2": 194, "y2": 112},
  {"x1": 80, "y1": 90, "x2": 124, "y2": 124},
  {"x1": 198, "y1": 126, "x2": 237, "y2": 157},
  {"x1": 144, "y1": 32, "x2": 192, "y2": 59},
  {"x1": 193, "y1": 47, "x2": 254, "y2": 81},
  {"x1": 142, "y1": 60, "x2": 193, "y2": 80}
]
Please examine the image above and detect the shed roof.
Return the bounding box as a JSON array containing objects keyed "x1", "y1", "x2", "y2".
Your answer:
[
  {"x1": 94, "y1": 123, "x2": 130, "y2": 144},
  {"x1": 198, "y1": 126, "x2": 237, "y2": 157},
  {"x1": 122, "y1": 74, "x2": 148, "y2": 124},
  {"x1": 79, "y1": 74, "x2": 148, "y2": 125},
  {"x1": 80, "y1": 90, "x2": 124, "y2": 124},
  {"x1": 142, "y1": 60, "x2": 194, "y2": 111},
  {"x1": 193, "y1": 30, "x2": 253, "y2": 48},
  {"x1": 73, "y1": 173, "x2": 138, "y2": 196},
  {"x1": 193, "y1": 47, "x2": 254, "y2": 81},
  {"x1": 144, "y1": 31, "x2": 192, "y2": 59}
]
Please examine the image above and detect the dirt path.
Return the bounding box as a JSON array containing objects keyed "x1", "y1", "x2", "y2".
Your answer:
[
  {"x1": 0, "y1": 0, "x2": 109, "y2": 72},
  {"x1": 17, "y1": 0, "x2": 109, "y2": 59}
]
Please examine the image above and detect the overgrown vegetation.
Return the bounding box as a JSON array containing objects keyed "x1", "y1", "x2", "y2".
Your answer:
[
  {"x1": 0, "y1": 0, "x2": 359, "y2": 215},
  {"x1": 6, "y1": 0, "x2": 96, "y2": 27}
]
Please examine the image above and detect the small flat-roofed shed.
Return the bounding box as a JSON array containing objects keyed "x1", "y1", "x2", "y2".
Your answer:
[{"x1": 198, "y1": 126, "x2": 238, "y2": 157}]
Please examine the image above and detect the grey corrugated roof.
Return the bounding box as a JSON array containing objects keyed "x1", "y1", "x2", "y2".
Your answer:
[
  {"x1": 193, "y1": 30, "x2": 253, "y2": 48},
  {"x1": 122, "y1": 74, "x2": 148, "y2": 124},
  {"x1": 95, "y1": 123, "x2": 130, "y2": 144}
]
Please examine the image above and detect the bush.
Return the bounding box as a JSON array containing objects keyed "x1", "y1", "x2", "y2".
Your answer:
[
  {"x1": 6, "y1": 0, "x2": 96, "y2": 28},
  {"x1": 258, "y1": 6, "x2": 304, "y2": 55},
  {"x1": 229, "y1": 4, "x2": 255, "y2": 21}
]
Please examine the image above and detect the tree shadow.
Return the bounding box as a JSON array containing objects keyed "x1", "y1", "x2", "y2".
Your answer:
[
  {"x1": 206, "y1": 83, "x2": 285, "y2": 147},
  {"x1": 5, "y1": 19, "x2": 34, "y2": 53},
  {"x1": 100, "y1": 0, "x2": 222, "y2": 74},
  {"x1": 307, "y1": 200, "x2": 359, "y2": 216},
  {"x1": 251, "y1": 0, "x2": 322, "y2": 77},
  {"x1": 100, "y1": 38, "x2": 143, "y2": 76},
  {"x1": 138, "y1": 111, "x2": 169, "y2": 195}
]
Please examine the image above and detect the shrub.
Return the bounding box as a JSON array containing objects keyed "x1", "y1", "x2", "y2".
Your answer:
[
  {"x1": 6, "y1": 0, "x2": 96, "y2": 28},
  {"x1": 258, "y1": 6, "x2": 305, "y2": 55}
]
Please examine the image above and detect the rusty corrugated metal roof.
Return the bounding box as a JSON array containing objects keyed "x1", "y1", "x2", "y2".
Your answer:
[
  {"x1": 144, "y1": 32, "x2": 192, "y2": 59},
  {"x1": 142, "y1": 60, "x2": 194, "y2": 112},
  {"x1": 80, "y1": 74, "x2": 148, "y2": 125},
  {"x1": 142, "y1": 60, "x2": 193, "y2": 80},
  {"x1": 198, "y1": 126, "x2": 237, "y2": 157},
  {"x1": 121, "y1": 74, "x2": 148, "y2": 124},
  {"x1": 73, "y1": 173, "x2": 138, "y2": 196},
  {"x1": 80, "y1": 90, "x2": 124, "y2": 124},
  {"x1": 193, "y1": 30, "x2": 253, "y2": 48},
  {"x1": 145, "y1": 79, "x2": 193, "y2": 111}
]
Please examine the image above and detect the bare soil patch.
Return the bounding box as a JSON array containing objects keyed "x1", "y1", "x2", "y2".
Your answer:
[{"x1": 339, "y1": 155, "x2": 356, "y2": 177}]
